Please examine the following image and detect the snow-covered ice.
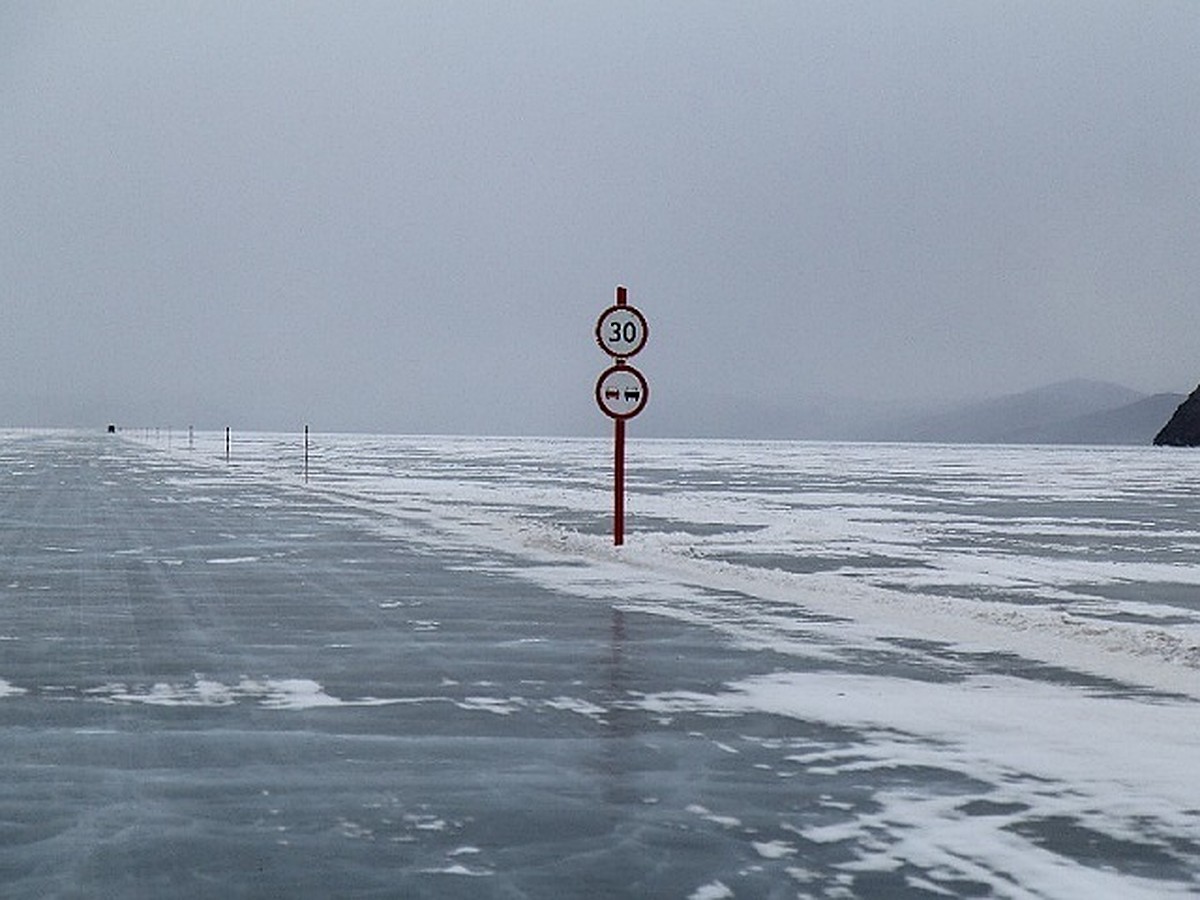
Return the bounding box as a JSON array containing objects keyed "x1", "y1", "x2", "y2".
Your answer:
[{"x1": 0, "y1": 429, "x2": 1197, "y2": 898}]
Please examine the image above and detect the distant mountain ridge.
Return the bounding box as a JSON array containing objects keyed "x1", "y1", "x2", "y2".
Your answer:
[
  {"x1": 655, "y1": 379, "x2": 1186, "y2": 445},
  {"x1": 870, "y1": 379, "x2": 1184, "y2": 445},
  {"x1": 1016, "y1": 393, "x2": 1185, "y2": 445}
]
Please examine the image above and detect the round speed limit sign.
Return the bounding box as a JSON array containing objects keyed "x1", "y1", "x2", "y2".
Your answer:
[{"x1": 595, "y1": 305, "x2": 648, "y2": 359}]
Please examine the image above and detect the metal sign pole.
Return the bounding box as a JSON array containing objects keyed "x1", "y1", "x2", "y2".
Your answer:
[
  {"x1": 613, "y1": 285, "x2": 626, "y2": 546},
  {"x1": 614, "y1": 417, "x2": 626, "y2": 546}
]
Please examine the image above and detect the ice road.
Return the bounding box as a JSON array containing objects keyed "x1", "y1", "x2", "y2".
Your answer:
[{"x1": 0, "y1": 431, "x2": 1197, "y2": 898}]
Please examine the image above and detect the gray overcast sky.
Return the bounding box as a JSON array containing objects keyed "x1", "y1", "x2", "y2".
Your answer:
[{"x1": 3, "y1": 1, "x2": 1199, "y2": 435}]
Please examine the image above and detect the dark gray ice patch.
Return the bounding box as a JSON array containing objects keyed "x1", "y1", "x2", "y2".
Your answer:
[
  {"x1": 880, "y1": 637, "x2": 1190, "y2": 700},
  {"x1": 1005, "y1": 815, "x2": 1200, "y2": 884},
  {"x1": 1072, "y1": 581, "x2": 1200, "y2": 616}
]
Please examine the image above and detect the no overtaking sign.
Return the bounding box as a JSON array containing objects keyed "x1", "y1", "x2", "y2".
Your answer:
[{"x1": 595, "y1": 364, "x2": 648, "y2": 420}]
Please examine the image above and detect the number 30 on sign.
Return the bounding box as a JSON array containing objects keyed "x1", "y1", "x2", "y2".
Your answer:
[{"x1": 595, "y1": 305, "x2": 648, "y2": 359}]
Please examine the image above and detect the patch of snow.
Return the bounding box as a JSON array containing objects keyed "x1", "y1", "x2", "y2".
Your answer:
[
  {"x1": 752, "y1": 840, "x2": 797, "y2": 859},
  {"x1": 454, "y1": 696, "x2": 524, "y2": 716},
  {"x1": 688, "y1": 880, "x2": 733, "y2": 900}
]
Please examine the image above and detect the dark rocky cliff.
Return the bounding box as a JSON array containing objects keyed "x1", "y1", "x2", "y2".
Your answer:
[{"x1": 1154, "y1": 385, "x2": 1200, "y2": 446}]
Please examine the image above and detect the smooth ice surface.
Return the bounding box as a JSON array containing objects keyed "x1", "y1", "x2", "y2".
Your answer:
[{"x1": 0, "y1": 430, "x2": 1197, "y2": 898}]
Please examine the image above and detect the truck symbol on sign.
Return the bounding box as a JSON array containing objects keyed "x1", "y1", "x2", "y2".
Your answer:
[{"x1": 624, "y1": 389, "x2": 641, "y2": 401}]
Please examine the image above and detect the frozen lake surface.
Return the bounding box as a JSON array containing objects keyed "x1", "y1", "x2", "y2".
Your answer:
[{"x1": 0, "y1": 430, "x2": 1197, "y2": 898}]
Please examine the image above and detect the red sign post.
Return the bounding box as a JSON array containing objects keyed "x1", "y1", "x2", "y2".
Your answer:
[{"x1": 595, "y1": 285, "x2": 649, "y2": 546}]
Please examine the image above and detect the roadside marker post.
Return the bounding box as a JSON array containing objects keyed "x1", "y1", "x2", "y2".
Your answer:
[{"x1": 594, "y1": 285, "x2": 650, "y2": 546}]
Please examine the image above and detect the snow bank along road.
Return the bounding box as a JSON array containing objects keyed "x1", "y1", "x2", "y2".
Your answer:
[{"x1": 0, "y1": 431, "x2": 1196, "y2": 898}]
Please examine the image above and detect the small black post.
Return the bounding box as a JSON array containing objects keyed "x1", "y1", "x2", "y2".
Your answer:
[
  {"x1": 304, "y1": 424, "x2": 309, "y2": 483},
  {"x1": 225, "y1": 427, "x2": 230, "y2": 464},
  {"x1": 188, "y1": 425, "x2": 194, "y2": 450}
]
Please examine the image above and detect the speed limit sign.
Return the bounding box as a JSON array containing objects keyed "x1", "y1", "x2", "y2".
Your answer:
[{"x1": 595, "y1": 304, "x2": 648, "y2": 359}]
